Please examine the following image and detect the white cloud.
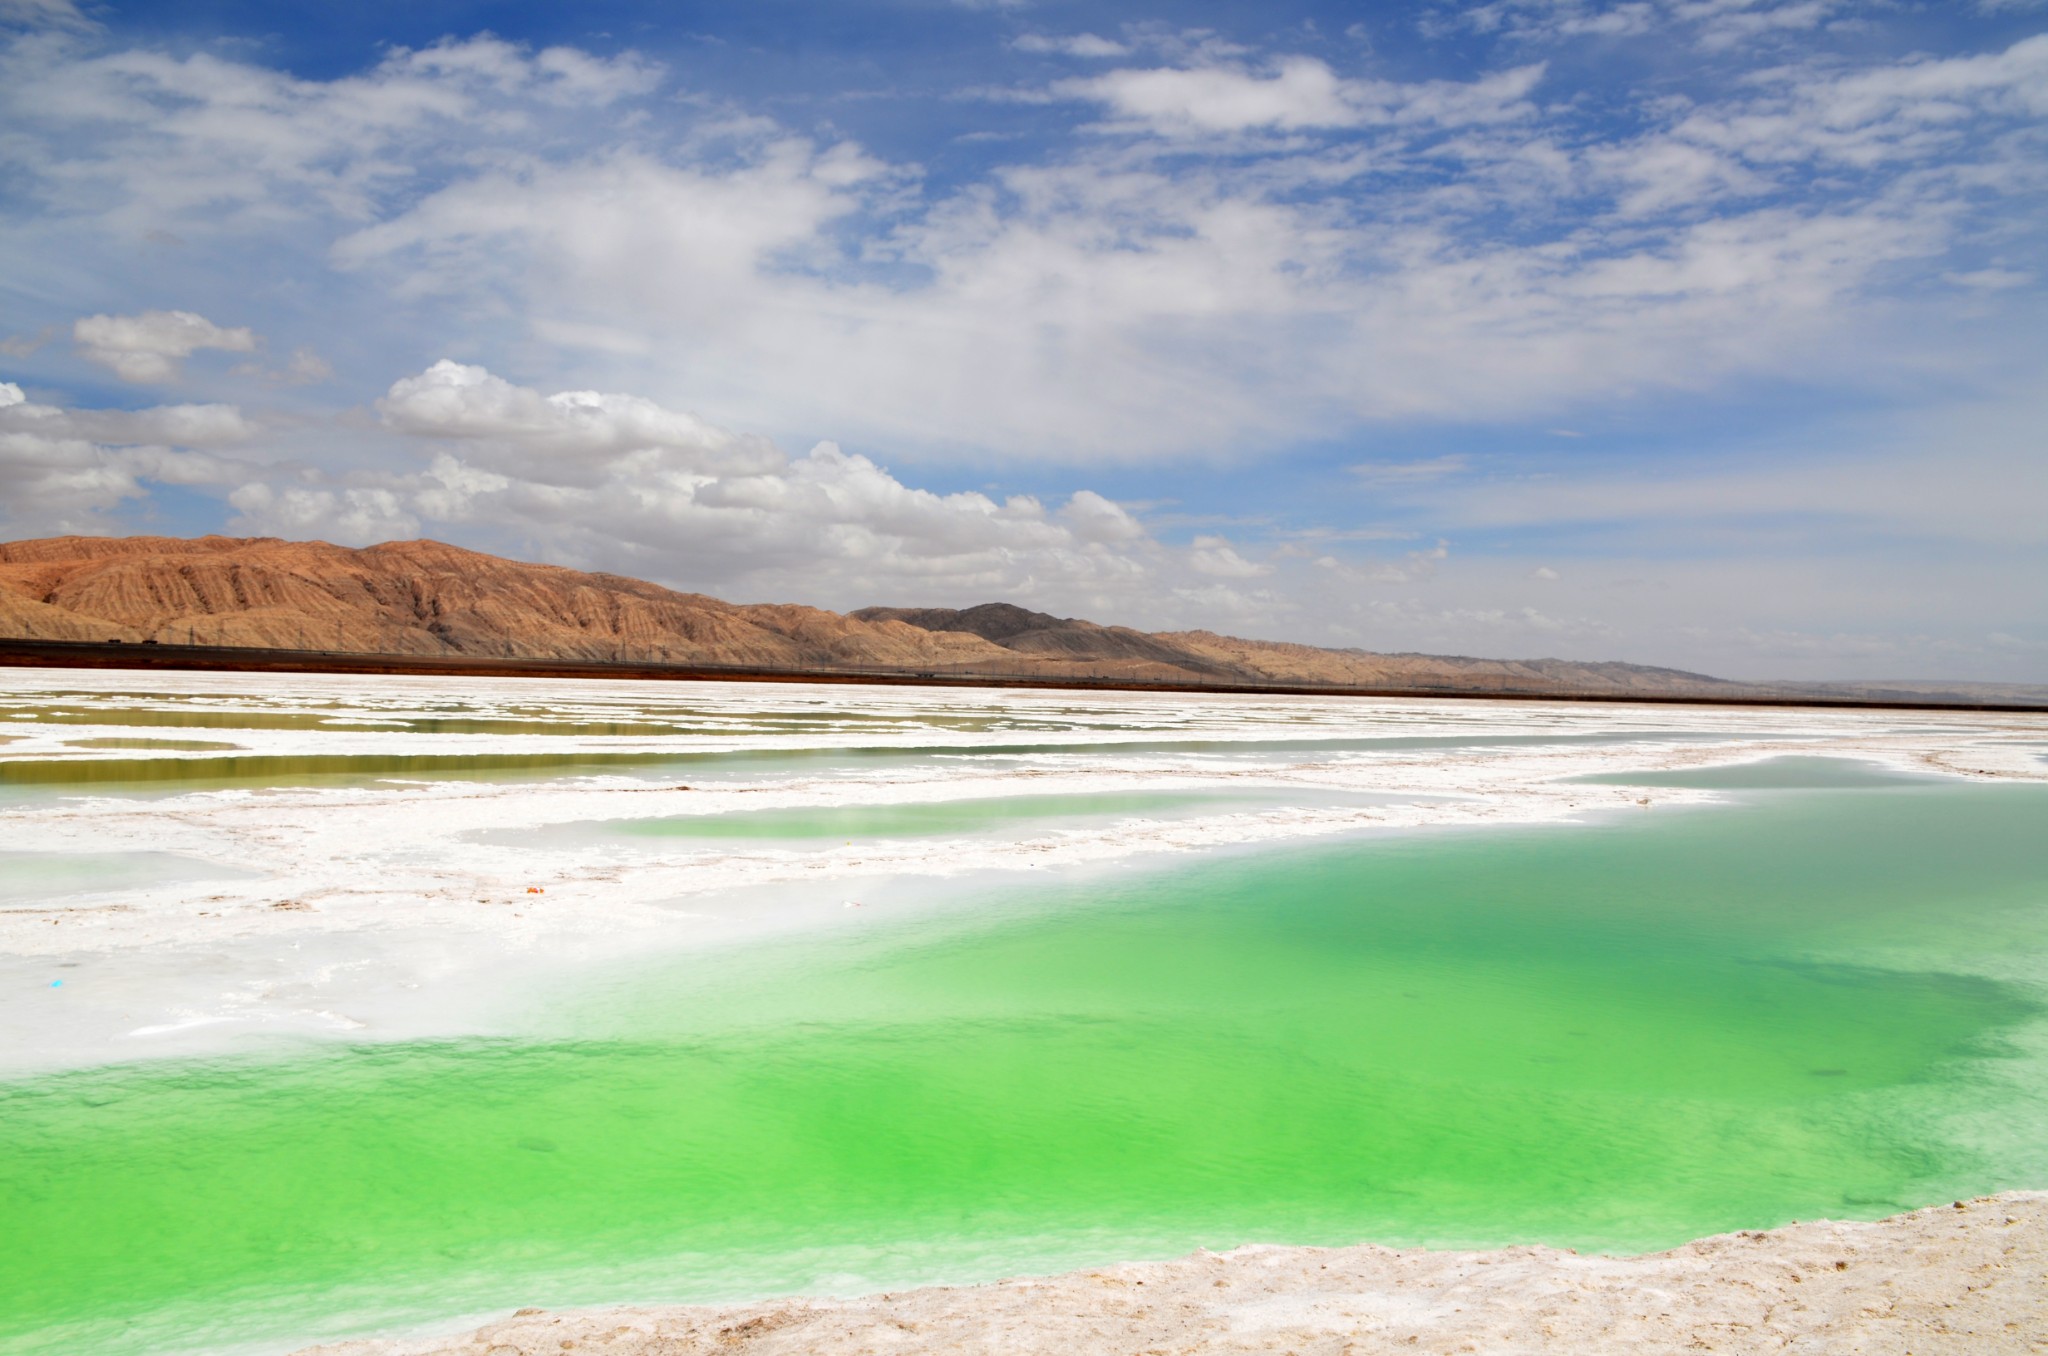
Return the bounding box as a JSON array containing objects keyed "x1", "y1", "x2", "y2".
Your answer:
[
  {"x1": 1387, "y1": 419, "x2": 2048, "y2": 550},
  {"x1": 0, "y1": 326, "x2": 57, "y2": 358},
  {"x1": 1441, "y1": 0, "x2": 1850, "y2": 51},
  {"x1": 0, "y1": 385, "x2": 250, "y2": 534},
  {"x1": 1943, "y1": 267, "x2": 2035, "y2": 290},
  {"x1": 1, "y1": 18, "x2": 2041, "y2": 680},
  {"x1": 72, "y1": 310, "x2": 256, "y2": 383},
  {"x1": 226, "y1": 483, "x2": 420, "y2": 543},
  {"x1": 1186, "y1": 535, "x2": 1271, "y2": 577},
  {"x1": 7, "y1": 23, "x2": 2043, "y2": 463},
  {"x1": 1013, "y1": 33, "x2": 1129, "y2": 58},
  {"x1": 233, "y1": 347, "x2": 334, "y2": 385},
  {"x1": 1053, "y1": 57, "x2": 1544, "y2": 135},
  {"x1": 1060, "y1": 488, "x2": 1146, "y2": 541},
  {"x1": 303, "y1": 32, "x2": 2045, "y2": 459},
  {"x1": 228, "y1": 363, "x2": 1191, "y2": 612},
  {"x1": 1350, "y1": 456, "x2": 1471, "y2": 486},
  {"x1": 0, "y1": 0, "x2": 93, "y2": 32},
  {"x1": 375, "y1": 359, "x2": 781, "y2": 480},
  {"x1": 0, "y1": 33, "x2": 666, "y2": 240}
]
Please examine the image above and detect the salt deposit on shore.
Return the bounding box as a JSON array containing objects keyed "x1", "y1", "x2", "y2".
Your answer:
[
  {"x1": 303, "y1": 1193, "x2": 2048, "y2": 1356},
  {"x1": 8, "y1": 670, "x2": 2048, "y2": 1354},
  {"x1": 4, "y1": 667, "x2": 2046, "y2": 1072}
]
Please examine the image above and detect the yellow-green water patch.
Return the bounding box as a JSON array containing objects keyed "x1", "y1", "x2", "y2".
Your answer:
[{"x1": 60, "y1": 737, "x2": 245, "y2": 752}]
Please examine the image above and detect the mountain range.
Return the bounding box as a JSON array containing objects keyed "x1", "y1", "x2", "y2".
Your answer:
[{"x1": 1, "y1": 535, "x2": 2037, "y2": 705}]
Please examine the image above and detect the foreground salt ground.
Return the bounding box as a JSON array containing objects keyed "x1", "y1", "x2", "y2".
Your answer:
[
  {"x1": 303, "y1": 1194, "x2": 2047, "y2": 1356},
  {"x1": 4, "y1": 667, "x2": 2047, "y2": 1071}
]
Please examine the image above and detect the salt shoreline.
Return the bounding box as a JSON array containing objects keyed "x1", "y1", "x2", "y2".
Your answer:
[
  {"x1": 4, "y1": 669, "x2": 2046, "y2": 1073},
  {"x1": 301, "y1": 1193, "x2": 2048, "y2": 1355},
  {"x1": 9, "y1": 673, "x2": 2048, "y2": 1352}
]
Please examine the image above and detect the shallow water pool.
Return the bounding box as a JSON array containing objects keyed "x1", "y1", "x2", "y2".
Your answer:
[{"x1": 3, "y1": 780, "x2": 2045, "y2": 1353}]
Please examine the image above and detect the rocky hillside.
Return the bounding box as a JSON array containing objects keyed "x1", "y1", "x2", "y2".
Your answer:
[
  {"x1": 858, "y1": 603, "x2": 1740, "y2": 697},
  {"x1": 0, "y1": 535, "x2": 1028, "y2": 672},
  {"x1": 0, "y1": 533, "x2": 1763, "y2": 696}
]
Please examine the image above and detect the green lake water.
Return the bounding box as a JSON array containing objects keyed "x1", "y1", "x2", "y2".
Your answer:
[
  {"x1": 482, "y1": 790, "x2": 1415, "y2": 850},
  {"x1": 4, "y1": 781, "x2": 2046, "y2": 1352},
  {"x1": 1569, "y1": 755, "x2": 1936, "y2": 790},
  {"x1": 0, "y1": 729, "x2": 1754, "y2": 803}
]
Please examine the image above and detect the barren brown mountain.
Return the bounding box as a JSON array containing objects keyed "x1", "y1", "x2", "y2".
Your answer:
[{"x1": 0, "y1": 532, "x2": 1973, "y2": 701}]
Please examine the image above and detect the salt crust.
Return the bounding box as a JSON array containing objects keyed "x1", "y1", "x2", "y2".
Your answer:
[
  {"x1": 4, "y1": 668, "x2": 2046, "y2": 1068},
  {"x1": 301, "y1": 1193, "x2": 2048, "y2": 1356},
  {"x1": 8, "y1": 673, "x2": 2048, "y2": 1350}
]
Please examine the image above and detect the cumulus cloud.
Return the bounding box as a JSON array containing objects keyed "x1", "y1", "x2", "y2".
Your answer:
[
  {"x1": 0, "y1": 33, "x2": 668, "y2": 245},
  {"x1": 1, "y1": 16, "x2": 2041, "y2": 679},
  {"x1": 1060, "y1": 489, "x2": 1146, "y2": 542},
  {"x1": 376, "y1": 359, "x2": 780, "y2": 480},
  {"x1": 1053, "y1": 57, "x2": 1545, "y2": 134},
  {"x1": 73, "y1": 310, "x2": 256, "y2": 383},
  {"x1": 0, "y1": 382, "x2": 251, "y2": 534},
  {"x1": 226, "y1": 483, "x2": 420, "y2": 543},
  {"x1": 6, "y1": 20, "x2": 2044, "y2": 461},
  {"x1": 1186, "y1": 535, "x2": 1271, "y2": 577},
  {"x1": 228, "y1": 363, "x2": 1182, "y2": 611},
  {"x1": 301, "y1": 30, "x2": 2044, "y2": 459}
]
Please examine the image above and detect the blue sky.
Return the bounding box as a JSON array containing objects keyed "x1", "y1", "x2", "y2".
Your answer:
[{"x1": 2, "y1": 0, "x2": 2044, "y2": 680}]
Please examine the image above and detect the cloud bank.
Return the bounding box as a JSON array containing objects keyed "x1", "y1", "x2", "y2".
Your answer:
[{"x1": 0, "y1": 4, "x2": 2041, "y2": 679}]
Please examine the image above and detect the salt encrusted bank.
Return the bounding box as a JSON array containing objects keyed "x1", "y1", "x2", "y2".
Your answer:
[{"x1": 302, "y1": 1194, "x2": 2048, "y2": 1356}]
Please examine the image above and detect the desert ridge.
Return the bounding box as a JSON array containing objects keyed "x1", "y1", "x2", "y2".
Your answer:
[{"x1": 0, "y1": 534, "x2": 1748, "y2": 694}]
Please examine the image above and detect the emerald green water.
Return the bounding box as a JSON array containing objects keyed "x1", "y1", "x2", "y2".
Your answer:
[{"x1": 4, "y1": 783, "x2": 2046, "y2": 1352}]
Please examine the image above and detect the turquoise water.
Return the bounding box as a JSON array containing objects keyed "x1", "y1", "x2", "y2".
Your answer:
[
  {"x1": 2, "y1": 781, "x2": 2045, "y2": 1352},
  {"x1": 1571, "y1": 755, "x2": 1935, "y2": 789},
  {"x1": 481, "y1": 789, "x2": 1416, "y2": 850}
]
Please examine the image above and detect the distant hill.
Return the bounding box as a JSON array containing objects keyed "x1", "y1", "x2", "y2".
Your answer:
[
  {"x1": 851, "y1": 602, "x2": 1742, "y2": 696},
  {"x1": 0, "y1": 535, "x2": 2038, "y2": 704}
]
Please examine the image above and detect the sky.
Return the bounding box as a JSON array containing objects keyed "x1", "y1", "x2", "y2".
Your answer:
[{"x1": 1, "y1": 0, "x2": 2044, "y2": 681}]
